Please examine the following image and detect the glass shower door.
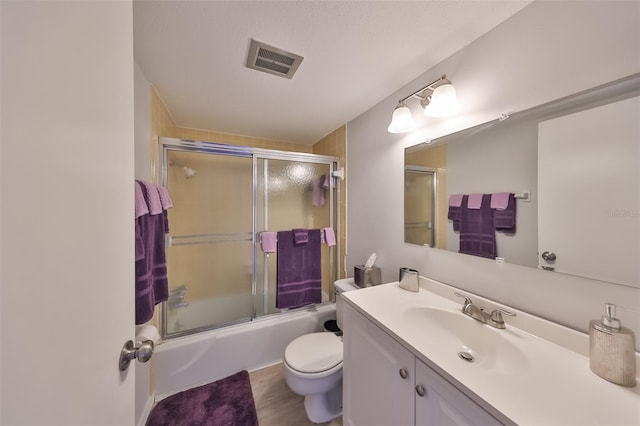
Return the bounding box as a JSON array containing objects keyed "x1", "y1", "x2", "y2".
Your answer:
[
  {"x1": 164, "y1": 149, "x2": 254, "y2": 336},
  {"x1": 255, "y1": 157, "x2": 335, "y2": 316}
]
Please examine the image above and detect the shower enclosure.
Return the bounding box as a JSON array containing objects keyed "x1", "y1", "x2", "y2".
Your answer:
[{"x1": 160, "y1": 137, "x2": 339, "y2": 338}]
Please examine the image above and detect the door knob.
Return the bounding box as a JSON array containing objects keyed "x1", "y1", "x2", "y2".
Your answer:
[
  {"x1": 415, "y1": 385, "x2": 426, "y2": 397},
  {"x1": 399, "y1": 368, "x2": 408, "y2": 379},
  {"x1": 119, "y1": 339, "x2": 154, "y2": 371}
]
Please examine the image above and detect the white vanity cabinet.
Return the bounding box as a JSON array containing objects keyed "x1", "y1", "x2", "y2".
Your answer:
[
  {"x1": 343, "y1": 301, "x2": 503, "y2": 426},
  {"x1": 414, "y1": 359, "x2": 502, "y2": 426}
]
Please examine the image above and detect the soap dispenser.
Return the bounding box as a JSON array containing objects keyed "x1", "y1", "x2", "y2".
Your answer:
[{"x1": 589, "y1": 303, "x2": 636, "y2": 387}]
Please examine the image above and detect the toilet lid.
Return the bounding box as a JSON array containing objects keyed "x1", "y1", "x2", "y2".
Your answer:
[{"x1": 284, "y1": 332, "x2": 342, "y2": 374}]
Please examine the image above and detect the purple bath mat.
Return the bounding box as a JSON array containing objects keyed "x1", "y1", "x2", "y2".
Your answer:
[{"x1": 146, "y1": 370, "x2": 258, "y2": 426}]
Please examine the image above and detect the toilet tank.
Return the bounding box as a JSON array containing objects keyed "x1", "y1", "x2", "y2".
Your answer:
[{"x1": 334, "y1": 278, "x2": 359, "y2": 330}]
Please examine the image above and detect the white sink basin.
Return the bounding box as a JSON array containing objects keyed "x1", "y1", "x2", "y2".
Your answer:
[{"x1": 403, "y1": 306, "x2": 530, "y2": 374}]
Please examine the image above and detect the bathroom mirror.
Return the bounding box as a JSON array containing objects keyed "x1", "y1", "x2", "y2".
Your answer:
[{"x1": 404, "y1": 74, "x2": 640, "y2": 288}]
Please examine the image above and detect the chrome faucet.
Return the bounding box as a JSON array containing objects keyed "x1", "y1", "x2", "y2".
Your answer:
[{"x1": 454, "y1": 292, "x2": 515, "y2": 329}]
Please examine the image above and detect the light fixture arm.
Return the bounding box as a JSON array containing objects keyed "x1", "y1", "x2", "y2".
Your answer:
[{"x1": 396, "y1": 74, "x2": 448, "y2": 106}]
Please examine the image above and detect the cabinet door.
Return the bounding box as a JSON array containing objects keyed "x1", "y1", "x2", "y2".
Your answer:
[
  {"x1": 343, "y1": 303, "x2": 415, "y2": 426},
  {"x1": 415, "y1": 359, "x2": 503, "y2": 426}
]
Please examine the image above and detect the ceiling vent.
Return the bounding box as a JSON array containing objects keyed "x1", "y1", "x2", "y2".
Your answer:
[{"x1": 245, "y1": 39, "x2": 303, "y2": 79}]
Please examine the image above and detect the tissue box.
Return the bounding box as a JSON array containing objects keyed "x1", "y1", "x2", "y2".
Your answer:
[{"x1": 354, "y1": 265, "x2": 382, "y2": 288}]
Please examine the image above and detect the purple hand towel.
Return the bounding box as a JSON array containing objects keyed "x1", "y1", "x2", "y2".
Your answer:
[
  {"x1": 459, "y1": 194, "x2": 496, "y2": 259},
  {"x1": 137, "y1": 180, "x2": 163, "y2": 215},
  {"x1": 293, "y1": 228, "x2": 309, "y2": 245},
  {"x1": 490, "y1": 192, "x2": 511, "y2": 210},
  {"x1": 312, "y1": 176, "x2": 325, "y2": 207},
  {"x1": 467, "y1": 193, "x2": 483, "y2": 209},
  {"x1": 448, "y1": 194, "x2": 464, "y2": 231},
  {"x1": 157, "y1": 185, "x2": 174, "y2": 210},
  {"x1": 493, "y1": 193, "x2": 517, "y2": 233},
  {"x1": 276, "y1": 229, "x2": 322, "y2": 309},
  {"x1": 135, "y1": 181, "x2": 150, "y2": 218},
  {"x1": 449, "y1": 194, "x2": 463, "y2": 207},
  {"x1": 260, "y1": 231, "x2": 277, "y2": 253},
  {"x1": 322, "y1": 227, "x2": 336, "y2": 246}
]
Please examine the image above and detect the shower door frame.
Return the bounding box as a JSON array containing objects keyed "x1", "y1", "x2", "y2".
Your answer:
[{"x1": 159, "y1": 137, "x2": 340, "y2": 339}]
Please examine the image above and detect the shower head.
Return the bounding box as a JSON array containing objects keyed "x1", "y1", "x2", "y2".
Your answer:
[{"x1": 183, "y1": 166, "x2": 197, "y2": 178}]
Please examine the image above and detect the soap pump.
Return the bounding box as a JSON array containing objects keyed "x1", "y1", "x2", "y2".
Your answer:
[{"x1": 589, "y1": 303, "x2": 636, "y2": 387}]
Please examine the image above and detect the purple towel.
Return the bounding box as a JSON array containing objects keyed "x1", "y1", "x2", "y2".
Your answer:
[
  {"x1": 293, "y1": 228, "x2": 309, "y2": 245},
  {"x1": 260, "y1": 231, "x2": 277, "y2": 253},
  {"x1": 490, "y1": 192, "x2": 511, "y2": 210},
  {"x1": 276, "y1": 229, "x2": 322, "y2": 309},
  {"x1": 467, "y1": 193, "x2": 483, "y2": 209},
  {"x1": 135, "y1": 181, "x2": 171, "y2": 325},
  {"x1": 312, "y1": 176, "x2": 325, "y2": 207},
  {"x1": 322, "y1": 227, "x2": 336, "y2": 246},
  {"x1": 448, "y1": 194, "x2": 464, "y2": 231},
  {"x1": 459, "y1": 194, "x2": 496, "y2": 259},
  {"x1": 449, "y1": 194, "x2": 463, "y2": 207},
  {"x1": 493, "y1": 193, "x2": 516, "y2": 233}
]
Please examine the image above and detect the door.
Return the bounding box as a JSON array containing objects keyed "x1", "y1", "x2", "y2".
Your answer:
[
  {"x1": 343, "y1": 303, "x2": 415, "y2": 426},
  {"x1": 164, "y1": 150, "x2": 254, "y2": 336},
  {"x1": 415, "y1": 359, "x2": 502, "y2": 426},
  {"x1": 538, "y1": 96, "x2": 640, "y2": 286},
  {"x1": 1, "y1": 1, "x2": 135, "y2": 424}
]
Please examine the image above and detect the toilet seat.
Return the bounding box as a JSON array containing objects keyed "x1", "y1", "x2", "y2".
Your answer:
[{"x1": 284, "y1": 332, "x2": 342, "y2": 376}]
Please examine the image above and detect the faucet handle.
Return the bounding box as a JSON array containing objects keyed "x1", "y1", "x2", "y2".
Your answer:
[
  {"x1": 488, "y1": 308, "x2": 516, "y2": 329},
  {"x1": 491, "y1": 308, "x2": 516, "y2": 318},
  {"x1": 453, "y1": 292, "x2": 473, "y2": 306}
]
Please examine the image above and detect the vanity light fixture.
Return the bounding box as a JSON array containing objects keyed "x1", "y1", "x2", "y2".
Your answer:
[{"x1": 387, "y1": 74, "x2": 461, "y2": 133}]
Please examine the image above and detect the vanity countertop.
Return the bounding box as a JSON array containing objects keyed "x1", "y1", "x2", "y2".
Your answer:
[{"x1": 343, "y1": 280, "x2": 640, "y2": 425}]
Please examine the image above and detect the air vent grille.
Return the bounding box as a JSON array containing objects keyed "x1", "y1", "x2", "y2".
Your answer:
[{"x1": 246, "y1": 39, "x2": 303, "y2": 79}]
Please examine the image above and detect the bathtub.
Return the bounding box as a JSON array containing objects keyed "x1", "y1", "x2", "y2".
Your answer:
[{"x1": 153, "y1": 302, "x2": 336, "y2": 401}]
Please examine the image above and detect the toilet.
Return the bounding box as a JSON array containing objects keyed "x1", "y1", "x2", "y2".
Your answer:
[{"x1": 283, "y1": 278, "x2": 359, "y2": 423}]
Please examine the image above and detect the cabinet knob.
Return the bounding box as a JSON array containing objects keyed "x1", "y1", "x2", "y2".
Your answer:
[
  {"x1": 399, "y1": 368, "x2": 408, "y2": 379},
  {"x1": 415, "y1": 385, "x2": 426, "y2": 397}
]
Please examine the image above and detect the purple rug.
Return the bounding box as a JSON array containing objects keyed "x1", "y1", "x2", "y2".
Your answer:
[{"x1": 146, "y1": 370, "x2": 259, "y2": 426}]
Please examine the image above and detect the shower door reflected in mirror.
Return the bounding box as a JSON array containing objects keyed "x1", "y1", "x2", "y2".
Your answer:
[
  {"x1": 164, "y1": 150, "x2": 254, "y2": 335},
  {"x1": 404, "y1": 167, "x2": 436, "y2": 246}
]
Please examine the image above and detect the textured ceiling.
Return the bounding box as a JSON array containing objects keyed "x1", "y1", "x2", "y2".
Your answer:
[{"x1": 133, "y1": 1, "x2": 531, "y2": 144}]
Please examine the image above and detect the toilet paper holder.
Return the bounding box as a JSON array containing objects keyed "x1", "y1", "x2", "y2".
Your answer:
[{"x1": 119, "y1": 339, "x2": 154, "y2": 371}]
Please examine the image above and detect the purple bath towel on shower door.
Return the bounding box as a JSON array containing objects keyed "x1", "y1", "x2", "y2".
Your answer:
[
  {"x1": 459, "y1": 194, "x2": 497, "y2": 259},
  {"x1": 276, "y1": 229, "x2": 322, "y2": 309}
]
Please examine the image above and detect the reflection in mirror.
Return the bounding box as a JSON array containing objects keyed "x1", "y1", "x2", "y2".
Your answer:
[
  {"x1": 404, "y1": 74, "x2": 640, "y2": 288},
  {"x1": 404, "y1": 166, "x2": 436, "y2": 246}
]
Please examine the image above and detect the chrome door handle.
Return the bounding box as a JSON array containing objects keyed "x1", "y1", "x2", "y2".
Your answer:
[
  {"x1": 119, "y1": 339, "x2": 154, "y2": 371},
  {"x1": 541, "y1": 251, "x2": 556, "y2": 262}
]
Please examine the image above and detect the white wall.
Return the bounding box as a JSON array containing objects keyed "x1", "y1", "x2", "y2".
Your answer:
[
  {"x1": 1, "y1": 1, "x2": 136, "y2": 424},
  {"x1": 347, "y1": 1, "x2": 640, "y2": 346}
]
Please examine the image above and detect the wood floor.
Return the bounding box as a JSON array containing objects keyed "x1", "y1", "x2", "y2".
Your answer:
[{"x1": 249, "y1": 363, "x2": 343, "y2": 426}]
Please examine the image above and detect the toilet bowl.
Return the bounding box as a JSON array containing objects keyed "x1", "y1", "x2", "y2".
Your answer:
[{"x1": 283, "y1": 278, "x2": 359, "y2": 423}]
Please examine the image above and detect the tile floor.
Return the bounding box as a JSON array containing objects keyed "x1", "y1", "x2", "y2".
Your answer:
[{"x1": 249, "y1": 363, "x2": 343, "y2": 426}]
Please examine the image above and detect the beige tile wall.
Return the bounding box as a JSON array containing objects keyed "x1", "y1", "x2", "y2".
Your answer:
[{"x1": 312, "y1": 126, "x2": 347, "y2": 279}]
